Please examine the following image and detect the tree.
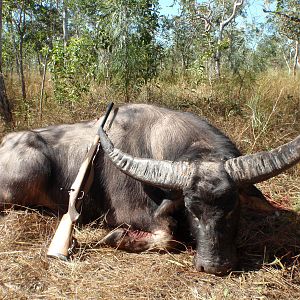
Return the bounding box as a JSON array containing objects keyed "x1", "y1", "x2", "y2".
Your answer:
[
  {"x1": 264, "y1": 0, "x2": 300, "y2": 75},
  {"x1": 62, "y1": 0, "x2": 68, "y2": 51},
  {"x1": 24, "y1": 1, "x2": 61, "y2": 75},
  {"x1": 104, "y1": 0, "x2": 160, "y2": 101},
  {"x1": 214, "y1": 0, "x2": 244, "y2": 77},
  {"x1": 0, "y1": 0, "x2": 12, "y2": 124},
  {"x1": 192, "y1": 0, "x2": 245, "y2": 78},
  {"x1": 170, "y1": 0, "x2": 245, "y2": 80},
  {"x1": 6, "y1": 0, "x2": 30, "y2": 101}
]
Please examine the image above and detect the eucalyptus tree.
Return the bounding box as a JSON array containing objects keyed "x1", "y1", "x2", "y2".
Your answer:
[
  {"x1": 157, "y1": 1, "x2": 215, "y2": 82},
  {"x1": 169, "y1": 0, "x2": 245, "y2": 80},
  {"x1": 194, "y1": 0, "x2": 245, "y2": 78},
  {"x1": 47, "y1": 0, "x2": 160, "y2": 102},
  {"x1": 24, "y1": 1, "x2": 61, "y2": 73},
  {"x1": 0, "y1": 0, "x2": 12, "y2": 124},
  {"x1": 62, "y1": 0, "x2": 68, "y2": 50},
  {"x1": 3, "y1": 0, "x2": 61, "y2": 120},
  {"x1": 172, "y1": 3, "x2": 206, "y2": 75},
  {"x1": 5, "y1": 0, "x2": 31, "y2": 101},
  {"x1": 104, "y1": 0, "x2": 160, "y2": 101},
  {"x1": 264, "y1": 0, "x2": 300, "y2": 75},
  {"x1": 45, "y1": 0, "x2": 101, "y2": 104}
]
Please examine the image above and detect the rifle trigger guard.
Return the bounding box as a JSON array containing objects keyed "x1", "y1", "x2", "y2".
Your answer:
[
  {"x1": 77, "y1": 191, "x2": 85, "y2": 200},
  {"x1": 68, "y1": 237, "x2": 78, "y2": 256}
]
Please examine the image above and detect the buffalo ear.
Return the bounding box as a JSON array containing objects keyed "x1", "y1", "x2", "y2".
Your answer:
[{"x1": 239, "y1": 185, "x2": 277, "y2": 213}]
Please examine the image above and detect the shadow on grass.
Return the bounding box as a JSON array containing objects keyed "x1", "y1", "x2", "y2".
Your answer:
[
  {"x1": 74, "y1": 206, "x2": 300, "y2": 277},
  {"x1": 237, "y1": 207, "x2": 300, "y2": 274},
  {"x1": 1, "y1": 205, "x2": 300, "y2": 278}
]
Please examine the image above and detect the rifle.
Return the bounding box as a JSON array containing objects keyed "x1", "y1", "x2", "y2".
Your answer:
[{"x1": 47, "y1": 102, "x2": 114, "y2": 260}]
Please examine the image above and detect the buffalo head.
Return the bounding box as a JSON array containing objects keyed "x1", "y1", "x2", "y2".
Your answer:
[{"x1": 99, "y1": 124, "x2": 299, "y2": 275}]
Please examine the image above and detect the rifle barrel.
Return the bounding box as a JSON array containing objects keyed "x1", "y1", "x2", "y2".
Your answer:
[{"x1": 100, "y1": 102, "x2": 114, "y2": 129}]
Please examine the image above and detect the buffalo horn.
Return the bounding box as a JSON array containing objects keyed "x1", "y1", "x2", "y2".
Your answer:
[
  {"x1": 224, "y1": 135, "x2": 300, "y2": 185},
  {"x1": 99, "y1": 126, "x2": 194, "y2": 189}
]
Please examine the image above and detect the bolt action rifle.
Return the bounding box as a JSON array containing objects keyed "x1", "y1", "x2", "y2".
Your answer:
[{"x1": 47, "y1": 102, "x2": 114, "y2": 260}]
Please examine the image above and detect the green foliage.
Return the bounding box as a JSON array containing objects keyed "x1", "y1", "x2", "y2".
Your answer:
[
  {"x1": 49, "y1": 37, "x2": 97, "y2": 104},
  {"x1": 105, "y1": 0, "x2": 160, "y2": 98},
  {"x1": 1, "y1": 0, "x2": 299, "y2": 109},
  {"x1": 269, "y1": 0, "x2": 300, "y2": 41},
  {"x1": 24, "y1": 2, "x2": 61, "y2": 52}
]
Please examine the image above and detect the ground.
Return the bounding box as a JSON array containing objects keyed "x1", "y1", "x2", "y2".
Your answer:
[
  {"x1": 0, "y1": 174, "x2": 299, "y2": 299},
  {"x1": 0, "y1": 76, "x2": 299, "y2": 299}
]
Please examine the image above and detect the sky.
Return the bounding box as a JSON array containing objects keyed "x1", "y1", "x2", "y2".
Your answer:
[
  {"x1": 158, "y1": 0, "x2": 271, "y2": 23},
  {"x1": 159, "y1": 0, "x2": 180, "y2": 16},
  {"x1": 158, "y1": 0, "x2": 274, "y2": 49}
]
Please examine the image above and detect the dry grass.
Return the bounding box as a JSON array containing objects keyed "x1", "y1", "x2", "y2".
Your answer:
[
  {"x1": 0, "y1": 187, "x2": 300, "y2": 300},
  {"x1": 0, "y1": 70, "x2": 299, "y2": 299}
]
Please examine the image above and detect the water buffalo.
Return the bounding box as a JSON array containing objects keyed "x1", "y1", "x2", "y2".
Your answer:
[{"x1": 0, "y1": 103, "x2": 299, "y2": 275}]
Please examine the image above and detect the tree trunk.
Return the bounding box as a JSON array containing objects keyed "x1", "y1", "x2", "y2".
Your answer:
[
  {"x1": 0, "y1": 0, "x2": 12, "y2": 124},
  {"x1": 39, "y1": 52, "x2": 49, "y2": 121},
  {"x1": 15, "y1": 1, "x2": 27, "y2": 101},
  {"x1": 282, "y1": 47, "x2": 291, "y2": 75},
  {"x1": 214, "y1": 47, "x2": 221, "y2": 79},
  {"x1": 214, "y1": 0, "x2": 244, "y2": 79},
  {"x1": 0, "y1": 74, "x2": 12, "y2": 123},
  {"x1": 293, "y1": 40, "x2": 299, "y2": 76},
  {"x1": 19, "y1": 32, "x2": 26, "y2": 101},
  {"x1": 62, "y1": 0, "x2": 68, "y2": 51}
]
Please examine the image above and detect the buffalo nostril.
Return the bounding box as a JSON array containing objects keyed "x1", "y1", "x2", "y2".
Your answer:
[
  {"x1": 205, "y1": 265, "x2": 232, "y2": 276},
  {"x1": 198, "y1": 265, "x2": 205, "y2": 272},
  {"x1": 195, "y1": 260, "x2": 234, "y2": 275},
  {"x1": 194, "y1": 254, "x2": 235, "y2": 275}
]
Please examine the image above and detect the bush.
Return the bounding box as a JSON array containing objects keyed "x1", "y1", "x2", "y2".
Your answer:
[{"x1": 49, "y1": 37, "x2": 98, "y2": 104}]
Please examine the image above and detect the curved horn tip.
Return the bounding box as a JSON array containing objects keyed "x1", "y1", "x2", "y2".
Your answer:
[{"x1": 225, "y1": 134, "x2": 300, "y2": 185}]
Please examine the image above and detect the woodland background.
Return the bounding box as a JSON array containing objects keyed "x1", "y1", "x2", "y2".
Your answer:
[
  {"x1": 0, "y1": 0, "x2": 299, "y2": 126},
  {"x1": 0, "y1": 1, "x2": 299, "y2": 299}
]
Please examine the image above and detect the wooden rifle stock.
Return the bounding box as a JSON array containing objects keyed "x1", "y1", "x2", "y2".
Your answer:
[{"x1": 47, "y1": 102, "x2": 114, "y2": 260}]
